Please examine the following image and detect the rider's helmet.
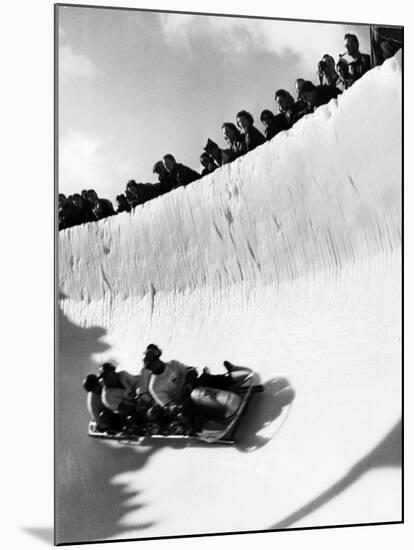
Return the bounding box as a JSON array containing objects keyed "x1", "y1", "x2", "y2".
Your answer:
[
  {"x1": 82, "y1": 374, "x2": 100, "y2": 392},
  {"x1": 97, "y1": 362, "x2": 116, "y2": 380},
  {"x1": 143, "y1": 344, "x2": 162, "y2": 367}
]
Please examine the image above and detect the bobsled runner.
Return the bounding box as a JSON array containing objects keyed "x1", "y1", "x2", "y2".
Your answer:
[{"x1": 88, "y1": 367, "x2": 263, "y2": 445}]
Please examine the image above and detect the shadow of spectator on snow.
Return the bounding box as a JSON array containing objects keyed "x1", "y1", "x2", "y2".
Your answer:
[
  {"x1": 54, "y1": 305, "x2": 159, "y2": 544},
  {"x1": 268, "y1": 419, "x2": 402, "y2": 530},
  {"x1": 234, "y1": 377, "x2": 296, "y2": 452}
]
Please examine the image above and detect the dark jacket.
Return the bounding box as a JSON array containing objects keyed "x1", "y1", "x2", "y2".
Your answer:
[
  {"x1": 157, "y1": 173, "x2": 175, "y2": 194},
  {"x1": 264, "y1": 113, "x2": 291, "y2": 140},
  {"x1": 225, "y1": 137, "x2": 247, "y2": 162},
  {"x1": 286, "y1": 100, "x2": 312, "y2": 126},
  {"x1": 93, "y1": 199, "x2": 116, "y2": 221},
  {"x1": 201, "y1": 165, "x2": 217, "y2": 177},
  {"x1": 77, "y1": 203, "x2": 95, "y2": 224},
  {"x1": 116, "y1": 202, "x2": 131, "y2": 214},
  {"x1": 170, "y1": 163, "x2": 200, "y2": 188},
  {"x1": 348, "y1": 53, "x2": 371, "y2": 81},
  {"x1": 59, "y1": 201, "x2": 82, "y2": 230},
  {"x1": 244, "y1": 126, "x2": 266, "y2": 152},
  {"x1": 312, "y1": 85, "x2": 342, "y2": 111}
]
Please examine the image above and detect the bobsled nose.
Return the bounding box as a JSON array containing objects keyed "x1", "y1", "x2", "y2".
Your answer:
[{"x1": 228, "y1": 367, "x2": 253, "y2": 388}]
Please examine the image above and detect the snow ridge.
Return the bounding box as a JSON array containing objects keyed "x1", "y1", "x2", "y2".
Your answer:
[{"x1": 59, "y1": 54, "x2": 401, "y2": 321}]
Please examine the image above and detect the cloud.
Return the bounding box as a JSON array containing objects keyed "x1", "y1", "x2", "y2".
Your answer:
[
  {"x1": 59, "y1": 130, "x2": 140, "y2": 202},
  {"x1": 59, "y1": 44, "x2": 98, "y2": 79},
  {"x1": 158, "y1": 13, "x2": 363, "y2": 70}
]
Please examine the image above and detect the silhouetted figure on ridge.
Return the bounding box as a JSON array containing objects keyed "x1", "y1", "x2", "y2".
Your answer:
[
  {"x1": 162, "y1": 154, "x2": 200, "y2": 189},
  {"x1": 318, "y1": 54, "x2": 341, "y2": 88},
  {"x1": 275, "y1": 89, "x2": 310, "y2": 127},
  {"x1": 300, "y1": 80, "x2": 341, "y2": 112},
  {"x1": 200, "y1": 152, "x2": 217, "y2": 177},
  {"x1": 221, "y1": 122, "x2": 247, "y2": 161},
  {"x1": 260, "y1": 109, "x2": 290, "y2": 141},
  {"x1": 295, "y1": 78, "x2": 306, "y2": 99},
  {"x1": 125, "y1": 180, "x2": 143, "y2": 208},
  {"x1": 116, "y1": 193, "x2": 131, "y2": 213},
  {"x1": 59, "y1": 193, "x2": 82, "y2": 230},
  {"x1": 203, "y1": 138, "x2": 232, "y2": 167},
  {"x1": 336, "y1": 58, "x2": 354, "y2": 90},
  {"x1": 236, "y1": 110, "x2": 266, "y2": 152},
  {"x1": 344, "y1": 33, "x2": 371, "y2": 82},
  {"x1": 70, "y1": 193, "x2": 95, "y2": 224},
  {"x1": 92, "y1": 198, "x2": 116, "y2": 221},
  {"x1": 153, "y1": 160, "x2": 174, "y2": 194}
]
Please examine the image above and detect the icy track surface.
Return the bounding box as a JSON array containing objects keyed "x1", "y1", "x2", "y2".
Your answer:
[{"x1": 57, "y1": 54, "x2": 402, "y2": 544}]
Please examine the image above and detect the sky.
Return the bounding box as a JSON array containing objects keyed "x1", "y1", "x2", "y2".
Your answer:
[{"x1": 58, "y1": 6, "x2": 371, "y2": 204}]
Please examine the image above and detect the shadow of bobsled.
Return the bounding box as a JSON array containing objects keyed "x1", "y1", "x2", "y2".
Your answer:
[{"x1": 234, "y1": 377, "x2": 296, "y2": 452}]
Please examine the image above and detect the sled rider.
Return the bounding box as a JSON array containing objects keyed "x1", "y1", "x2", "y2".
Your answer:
[
  {"x1": 141, "y1": 344, "x2": 248, "y2": 421},
  {"x1": 82, "y1": 374, "x2": 125, "y2": 432},
  {"x1": 97, "y1": 362, "x2": 155, "y2": 431}
]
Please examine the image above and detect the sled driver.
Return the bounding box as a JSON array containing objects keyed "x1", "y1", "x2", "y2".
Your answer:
[
  {"x1": 142, "y1": 345, "x2": 197, "y2": 419},
  {"x1": 141, "y1": 344, "x2": 251, "y2": 423}
]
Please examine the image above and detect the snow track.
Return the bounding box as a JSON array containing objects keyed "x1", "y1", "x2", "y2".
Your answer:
[{"x1": 57, "y1": 53, "x2": 402, "y2": 543}]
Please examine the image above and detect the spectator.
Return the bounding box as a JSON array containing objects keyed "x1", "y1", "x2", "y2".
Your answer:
[
  {"x1": 260, "y1": 109, "x2": 290, "y2": 141},
  {"x1": 162, "y1": 154, "x2": 200, "y2": 189},
  {"x1": 336, "y1": 58, "x2": 354, "y2": 90},
  {"x1": 142, "y1": 182, "x2": 164, "y2": 202},
  {"x1": 295, "y1": 78, "x2": 306, "y2": 99},
  {"x1": 92, "y1": 198, "x2": 116, "y2": 221},
  {"x1": 85, "y1": 189, "x2": 99, "y2": 206},
  {"x1": 70, "y1": 193, "x2": 95, "y2": 224},
  {"x1": 221, "y1": 122, "x2": 247, "y2": 161},
  {"x1": 203, "y1": 138, "x2": 232, "y2": 167},
  {"x1": 344, "y1": 33, "x2": 371, "y2": 82},
  {"x1": 58, "y1": 193, "x2": 67, "y2": 208},
  {"x1": 101, "y1": 197, "x2": 115, "y2": 215},
  {"x1": 59, "y1": 193, "x2": 82, "y2": 230},
  {"x1": 370, "y1": 26, "x2": 403, "y2": 67},
  {"x1": 153, "y1": 160, "x2": 174, "y2": 194},
  {"x1": 318, "y1": 54, "x2": 341, "y2": 87},
  {"x1": 275, "y1": 89, "x2": 310, "y2": 127},
  {"x1": 116, "y1": 193, "x2": 131, "y2": 213},
  {"x1": 58, "y1": 193, "x2": 69, "y2": 230},
  {"x1": 125, "y1": 180, "x2": 144, "y2": 208},
  {"x1": 83, "y1": 189, "x2": 115, "y2": 216},
  {"x1": 300, "y1": 80, "x2": 341, "y2": 112},
  {"x1": 200, "y1": 152, "x2": 217, "y2": 177},
  {"x1": 236, "y1": 110, "x2": 266, "y2": 152}
]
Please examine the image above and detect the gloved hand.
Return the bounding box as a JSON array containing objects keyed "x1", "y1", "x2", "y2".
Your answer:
[{"x1": 166, "y1": 403, "x2": 180, "y2": 415}]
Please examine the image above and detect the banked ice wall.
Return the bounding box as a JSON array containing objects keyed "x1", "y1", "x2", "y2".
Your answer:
[
  {"x1": 59, "y1": 53, "x2": 401, "y2": 329},
  {"x1": 57, "y1": 54, "x2": 402, "y2": 543}
]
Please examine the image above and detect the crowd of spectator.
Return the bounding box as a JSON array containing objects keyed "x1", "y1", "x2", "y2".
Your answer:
[{"x1": 59, "y1": 31, "x2": 399, "y2": 231}]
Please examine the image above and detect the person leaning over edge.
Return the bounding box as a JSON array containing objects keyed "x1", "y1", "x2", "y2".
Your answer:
[
  {"x1": 162, "y1": 154, "x2": 200, "y2": 189},
  {"x1": 300, "y1": 80, "x2": 341, "y2": 112},
  {"x1": 221, "y1": 122, "x2": 247, "y2": 161},
  {"x1": 344, "y1": 33, "x2": 371, "y2": 82},
  {"x1": 236, "y1": 110, "x2": 266, "y2": 152},
  {"x1": 260, "y1": 109, "x2": 290, "y2": 141}
]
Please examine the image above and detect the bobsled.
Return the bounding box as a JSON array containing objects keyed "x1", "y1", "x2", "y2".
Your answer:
[{"x1": 88, "y1": 366, "x2": 262, "y2": 445}]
